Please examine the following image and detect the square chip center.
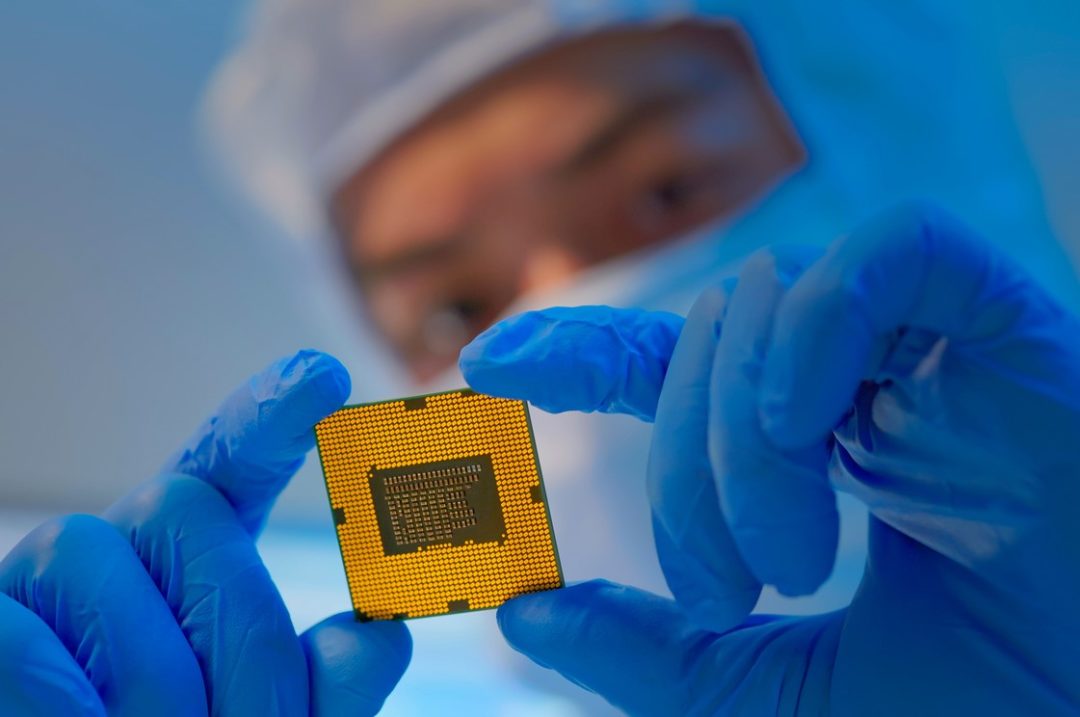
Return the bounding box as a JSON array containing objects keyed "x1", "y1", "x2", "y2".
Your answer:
[{"x1": 370, "y1": 455, "x2": 506, "y2": 555}]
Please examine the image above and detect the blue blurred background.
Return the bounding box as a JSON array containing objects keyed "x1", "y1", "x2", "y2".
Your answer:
[{"x1": 1, "y1": 2, "x2": 1078, "y2": 714}]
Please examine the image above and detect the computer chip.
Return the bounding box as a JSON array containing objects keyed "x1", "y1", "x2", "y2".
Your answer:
[{"x1": 314, "y1": 389, "x2": 563, "y2": 620}]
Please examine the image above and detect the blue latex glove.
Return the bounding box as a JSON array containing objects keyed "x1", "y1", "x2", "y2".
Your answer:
[
  {"x1": 0, "y1": 351, "x2": 411, "y2": 716},
  {"x1": 461, "y1": 204, "x2": 1080, "y2": 716}
]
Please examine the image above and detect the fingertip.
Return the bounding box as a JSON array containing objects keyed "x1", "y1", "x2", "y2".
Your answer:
[
  {"x1": 458, "y1": 312, "x2": 547, "y2": 397},
  {"x1": 496, "y1": 581, "x2": 613, "y2": 659},
  {"x1": 465, "y1": 311, "x2": 547, "y2": 359},
  {"x1": 303, "y1": 614, "x2": 412, "y2": 715},
  {"x1": 496, "y1": 589, "x2": 553, "y2": 655},
  {"x1": 463, "y1": 306, "x2": 682, "y2": 419},
  {"x1": 305, "y1": 613, "x2": 412, "y2": 674},
  {"x1": 457, "y1": 336, "x2": 500, "y2": 395},
  {"x1": 368, "y1": 619, "x2": 413, "y2": 674},
  {"x1": 652, "y1": 508, "x2": 761, "y2": 632},
  {"x1": 457, "y1": 336, "x2": 483, "y2": 379},
  {"x1": 734, "y1": 520, "x2": 837, "y2": 597},
  {"x1": 500, "y1": 581, "x2": 718, "y2": 716},
  {"x1": 247, "y1": 350, "x2": 351, "y2": 447},
  {"x1": 279, "y1": 349, "x2": 351, "y2": 409},
  {"x1": 458, "y1": 322, "x2": 497, "y2": 374}
]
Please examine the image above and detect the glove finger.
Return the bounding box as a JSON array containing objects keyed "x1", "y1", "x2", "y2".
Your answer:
[
  {"x1": 646, "y1": 285, "x2": 761, "y2": 632},
  {"x1": 460, "y1": 306, "x2": 684, "y2": 421},
  {"x1": 0, "y1": 515, "x2": 206, "y2": 717},
  {"x1": 760, "y1": 202, "x2": 1040, "y2": 449},
  {"x1": 301, "y1": 613, "x2": 412, "y2": 717},
  {"x1": 497, "y1": 580, "x2": 843, "y2": 717},
  {"x1": 710, "y1": 246, "x2": 838, "y2": 596},
  {"x1": 498, "y1": 580, "x2": 711, "y2": 716},
  {"x1": 162, "y1": 350, "x2": 351, "y2": 535},
  {"x1": 105, "y1": 475, "x2": 306, "y2": 717},
  {"x1": 0, "y1": 592, "x2": 105, "y2": 717}
]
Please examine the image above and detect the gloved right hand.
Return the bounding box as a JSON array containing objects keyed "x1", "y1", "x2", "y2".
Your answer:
[
  {"x1": 462, "y1": 204, "x2": 1080, "y2": 716},
  {"x1": 0, "y1": 351, "x2": 411, "y2": 716}
]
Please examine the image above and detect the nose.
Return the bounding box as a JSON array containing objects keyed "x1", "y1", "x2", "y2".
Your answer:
[{"x1": 516, "y1": 243, "x2": 587, "y2": 295}]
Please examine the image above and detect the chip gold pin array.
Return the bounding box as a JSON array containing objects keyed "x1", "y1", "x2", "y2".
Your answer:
[{"x1": 315, "y1": 389, "x2": 564, "y2": 620}]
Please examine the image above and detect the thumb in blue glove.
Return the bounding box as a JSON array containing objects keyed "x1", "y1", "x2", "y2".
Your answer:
[{"x1": 461, "y1": 203, "x2": 1080, "y2": 716}]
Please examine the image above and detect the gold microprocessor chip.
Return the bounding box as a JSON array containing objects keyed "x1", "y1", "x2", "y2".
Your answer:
[{"x1": 314, "y1": 389, "x2": 563, "y2": 620}]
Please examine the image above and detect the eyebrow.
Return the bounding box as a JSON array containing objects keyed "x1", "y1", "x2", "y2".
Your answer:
[
  {"x1": 348, "y1": 234, "x2": 463, "y2": 286},
  {"x1": 555, "y1": 91, "x2": 702, "y2": 176},
  {"x1": 344, "y1": 92, "x2": 702, "y2": 284}
]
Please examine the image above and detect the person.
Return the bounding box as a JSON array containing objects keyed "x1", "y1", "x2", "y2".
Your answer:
[
  {"x1": 3, "y1": 203, "x2": 1079, "y2": 715},
  {"x1": 14, "y1": 2, "x2": 1075, "y2": 714},
  {"x1": 204, "y1": 0, "x2": 1080, "y2": 619}
]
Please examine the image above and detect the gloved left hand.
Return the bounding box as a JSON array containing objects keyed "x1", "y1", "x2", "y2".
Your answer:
[
  {"x1": 461, "y1": 204, "x2": 1080, "y2": 716},
  {"x1": 0, "y1": 351, "x2": 411, "y2": 716}
]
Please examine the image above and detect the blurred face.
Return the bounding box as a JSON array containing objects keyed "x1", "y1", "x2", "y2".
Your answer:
[{"x1": 333, "y1": 22, "x2": 803, "y2": 381}]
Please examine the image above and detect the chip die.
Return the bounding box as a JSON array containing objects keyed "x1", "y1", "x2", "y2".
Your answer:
[{"x1": 314, "y1": 389, "x2": 563, "y2": 620}]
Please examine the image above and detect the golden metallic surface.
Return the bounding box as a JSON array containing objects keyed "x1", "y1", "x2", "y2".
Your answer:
[{"x1": 315, "y1": 390, "x2": 563, "y2": 620}]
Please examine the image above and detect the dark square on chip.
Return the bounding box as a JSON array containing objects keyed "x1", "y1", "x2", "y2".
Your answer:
[{"x1": 369, "y1": 455, "x2": 506, "y2": 555}]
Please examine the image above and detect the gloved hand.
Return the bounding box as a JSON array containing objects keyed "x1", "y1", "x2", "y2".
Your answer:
[
  {"x1": 460, "y1": 204, "x2": 1080, "y2": 716},
  {"x1": 0, "y1": 351, "x2": 411, "y2": 716}
]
